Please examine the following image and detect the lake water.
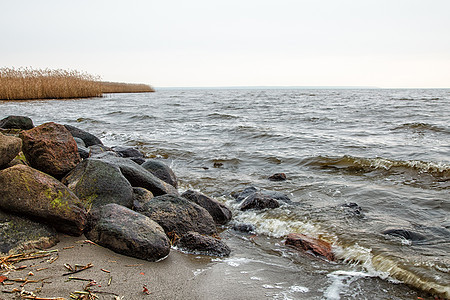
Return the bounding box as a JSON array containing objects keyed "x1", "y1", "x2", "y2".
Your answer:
[{"x1": 1, "y1": 88, "x2": 449, "y2": 299}]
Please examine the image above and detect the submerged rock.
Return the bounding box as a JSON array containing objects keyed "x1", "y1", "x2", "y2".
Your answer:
[
  {"x1": 136, "y1": 194, "x2": 217, "y2": 237},
  {"x1": 141, "y1": 159, "x2": 178, "y2": 188},
  {"x1": 0, "y1": 209, "x2": 58, "y2": 254},
  {"x1": 232, "y1": 223, "x2": 256, "y2": 233},
  {"x1": 268, "y1": 173, "x2": 287, "y2": 181},
  {"x1": 0, "y1": 165, "x2": 87, "y2": 235},
  {"x1": 239, "y1": 192, "x2": 280, "y2": 211},
  {"x1": 0, "y1": 116, "x2": 34, "y2": 130},
  {"x1": 62, "y1": 159, "x2": 133, "y2": 209},
  {"x1": 85, "y1": 204, "x2": 170, "y2": 262},
  {"x1": 176, "y1": 231, "x2": 231, "y2": 257},
  {"x1": 20, "y1": 122, "x2": 81, "y2": 178},
  {"x1": 0, "y1": 133, "x2": 22, "y2": 168},
  {"x1": 64, "y1": 124, "x2": 103, "y2": 147},
  {"x1": 382, "y1": 229, "x2": 426, "y2": 242},
  {"x1": 285, "y1": 233, "x2": 335, "y2": 261},
  {"x1": 181, "y1": 190, "x2": 232, "y2": 225},
  {"x1": 234, "y1": 186, "x2": 291, "y2": 203}
]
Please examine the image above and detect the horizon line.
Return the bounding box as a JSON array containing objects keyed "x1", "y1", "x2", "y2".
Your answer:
[{"x1": 155, "y1": 85, "x2": 449, "y2": 90}]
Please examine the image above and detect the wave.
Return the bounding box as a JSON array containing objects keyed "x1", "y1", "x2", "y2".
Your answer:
[
  {"x1": 207, "y1": 113, "x2": 239, "y2": 120},
  {"x1": 392, "y1": 123, "x2": 450, "y2": 134},
  {"x1": 130, "y1": 114, "x2": 156, "y2": 121}
]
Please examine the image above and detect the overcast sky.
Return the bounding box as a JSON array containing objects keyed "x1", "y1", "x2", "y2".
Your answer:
[{"x1": 1, "y1": 0, "x2": 449, "y2": 88}]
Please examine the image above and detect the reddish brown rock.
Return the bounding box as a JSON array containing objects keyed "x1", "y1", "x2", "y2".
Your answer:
[
  {"x1": 0, "y1": 133, "x2": 22, "y2": 168},
  {"x1": 285, "y1": 233, "x2": 335, "y2": 261},
  {"x1": 20, "y1": 122, "x2": 81, "y2": 178}
]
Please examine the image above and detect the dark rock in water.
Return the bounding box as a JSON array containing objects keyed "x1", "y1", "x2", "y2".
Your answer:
[
  {"x1": 176, "y1": 231, "x2": 231, "y2": 257},
  {"x1": 285, "y1": 233, "x2": 335, "y2": 261},
  {"x1": 141, "y1": 159, "x2": 178, "y2": 188},
  {"x1": 135, "y1": 194, "x2": 217, "y2": 237},
  {"x1": 0, "y1": 209, "x2": 58, "y2": 254},
  {"x1": 268, "y1": 173, "x2": 287, "y2": 181},
  {"x1": 130, "y1": 157, "x2": 146, "y2": 165},
  {"x1": 0, "y1": 133, "x2": 22, "y2": 168},
  {"x1": 20, "y1": 122, "x2": 81, "y2": 178},
  {"x1": 85, "y1": 204, "x2": 170, "y2": 262},
  {"x1": 62, "y1": 159, "x2": 133, "y2": 209},
  {"x1": 89, "y1": 144, "x2": 118, "y2": 158},
  {"x1": 340, "y1": 202, "x2": 364, "y2": 217},
  {"x1": 232, "y1": 223, "x2": 256, "y2": 233},
  {"x1": 0, "y1": 165, "x2": 87, "y2": 236},
  {"x1": 0, "y1": 116, "x2": 34, "y2": 130},
  {"x1": 181, "y1": 190, "x2": 232, "y2": 225},
  {"x1": 382, "y1": 229, "x2": 426, "y2": 242},
  {"x1": 234, "y1": 186, "x2": 291, "y2": 203},
  {"x1": 64, "y1": 124, "x2": 103, "y2": 147},
  {"x1": 112, "y1": 146, "x2": 144, "y2": 158},
  {"x1": 132, "y1": 187, "x2": 154, "y2": 210},
  {"x1": 99, "y1": 156, "x2": 178, "y2": 196},
  {"x1": 240, "y1": 192, "x2": 280, "y2": 211}
]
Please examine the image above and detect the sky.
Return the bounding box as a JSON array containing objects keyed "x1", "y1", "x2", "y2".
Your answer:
[{"x1": 1, "y1": 0, "x2": 449, "y2": 88}]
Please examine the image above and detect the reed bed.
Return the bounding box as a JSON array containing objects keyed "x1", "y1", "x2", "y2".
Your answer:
[{"x1": 100, "y1": 81, "x2": 155, "y2": 93}]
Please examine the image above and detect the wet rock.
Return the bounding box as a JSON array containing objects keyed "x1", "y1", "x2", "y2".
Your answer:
[
  {"x1": 64, "y1": 124, "x2": 103, "y2": 147},
  {"x1": 74, "y1": 137, "x2": 90, "y2": 159},
  {"x1": 234, "y1": 186, "x2": 291, "y2": 203},
  {"x1": 232, "y1": 223, "x2": 256, "y2": 233},
  {"x1": 112, "y1": 146, "x2": 144, "y2": 159},
  {"x1": 0, "y1": 133, "x2": 22, "y2": 168},
  {"x1": 0, "y1": 210, "x2": 58, "y2": 254},
  {"x1": 382, "y1": 229, "x2": 426, "y2": 242},
  {"x1": 135, "y1": 194, "x2": 217, "y2": 237},
  {"x1": 89, "y1": 144, "x2": 118, "y2": 158},
  {"x1": 285, "y1": 233, "x2": 335, "y2": 261},
  {"x1": 340, "y1": 202, "x2": 364, "y2": 217},
  {"x1": 85, "y1": 204, "x2": 170, "y2": 262},
  {"x1": 176, "y1": 231, "x2": 231, "y2": 257},
  {"x1": 239, "y1": 192, "x2": 280, "y2": 211},
  {"x1": 99, "y1": 156, "x2": 178, "y2": 196},
  {"x1": 132, "y1": 187, "x2": 154, "y2": 210},
  {"x1": 20, "y1": 122, "x2": 81, "y2": 178},
  {"x1": 0, "y1": 165, "x2": 87, "y2": 235},
  {"x1": 62, "y1": 159, "x2": 133, "y2": 209},
  {"x1": 268, "y1": 173, "x2": 287, "y2": 181},
  {"x1": 130, "y1": 157, "x2": 146, "y2": 165},
  {"x1": 0, "y1": 116, "x2": 34, "y2": 130},
  {"x1": 141, "y1": 159, "x2": 178, "y2": 188},
  {"x1": 181, "y1": 190, "x2": 232, "y2": 225}
]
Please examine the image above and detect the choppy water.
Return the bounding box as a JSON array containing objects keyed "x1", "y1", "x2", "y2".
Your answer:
[{"x1": 1, "y1": 88, "x2": 449, "y2": 299}]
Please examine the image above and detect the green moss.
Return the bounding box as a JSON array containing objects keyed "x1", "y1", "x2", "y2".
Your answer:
[
  {"x1": 14, "y1": 151, "x2": 28, "y2": 164},
  {"x1": 44, "y1": 188, "x2": 71, "y2": 212}
]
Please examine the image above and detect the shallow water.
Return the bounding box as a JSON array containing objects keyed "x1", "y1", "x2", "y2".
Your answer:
[{"x1": 1, "y1": 88, "x2": 449, "y2": 299}]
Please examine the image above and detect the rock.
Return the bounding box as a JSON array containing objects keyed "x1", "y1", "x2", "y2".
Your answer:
[
  {"x1": 181, "y1": 190, "x2": 232, "y2": 225},
  {"x1": 340, "y1": 202, "x2": 364, "y2": 217},
  {"x1": 232, "y1": 223, "x2": 256, "y2": 233},
  {"x1": 99, "y1": 156, "x2": 178, "y2": 196},
  {"x1": 382, "y1": 229, "x2": 426, "y2": 242},
  {"x1": 234, "y1": 186, "x2": 291, "y2": 203},
  {"x1": 112, "y1": 146, "x2": 144, "y2": 158},
  {"x1": 73, "y1": 137, "x2": 90, "y2": 159},
  {"x1": 0, "y1": 116, "x2": 34, "y2": 130},
  {"x1": 89, "y1": 144, "x2": 118, "y2": 158},
  {"x1": 64, "y1": 124, "x2": 103, "y2": 147},
  {"x1": 176, "y1": 231, "x2": 231, "y2": 257},
  {"x1": 285, "y1": 233, "x2": 335, "y2": 261},
  {"x1": 141, "y1": 159, "x2": 178, "y2": 188},
  {"x1": 132, "y1": 187, "x2": 154, "y2": 210},
  {"x1": 85, "y1": 204, "x2": 170, "y2": 262},
  {"x1": 239, "y1": 192, "x2": 280, "y2": 211},
  {"x1": 135, "y1": 194, "x2": 217, "y2": 237},
  {"x1": 268, "y1": 173, "x2": 287, "y2": 181},
  {"x1": 20, "y1": 122, "x2": 81, "y2": 178},
  {"x1": 0, "y1": 209, "x2": 58, "y2": 254},
  {"x1": 0, "y1": 165, "x2": 87, "y2": 235},
  {"x1": 0, "y1": 133, "x2": 22, "y2": 168},
  {"x1": 62, "y1": 159, "x2": 133, "y2": 209}
]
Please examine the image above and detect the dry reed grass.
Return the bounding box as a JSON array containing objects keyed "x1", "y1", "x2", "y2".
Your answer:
[{"x1": 100, "y1": 81, "x2": 155, "y2": 93}]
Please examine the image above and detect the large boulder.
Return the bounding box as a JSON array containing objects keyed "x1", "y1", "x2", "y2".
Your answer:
[
  {"x1": 141, "y1": 159, "x2": 178, "y2": 188},
  {"x1": 62, "y1": 159, "x2": 134, "y2": 209},
  {"x1": 135, "y1": 194, "x2": 217, "y2": 237},
  {"x1": 176, "y1": 231, "x2": 231, "y2": 257},
  {"x1": 99, "y1": 156, "x2": 178, "y2": 196},
  {"x1": 64, "y1": 124, "x2": 103, "y2": 147},
  {"x1": 0, "y1": 209, "x2": 58, "y2": 254},
  {"x1": 20, "y1": 122, "x2": 81, "y2": 178},
  {"x1": 0, "y1": 165, "x2": 87, "y2": 235},
  {"x1": 285, "y1": 233, "x2": 335, "y2": 261},
  {"x1": 85, "y1": 204, "x2": 170, "y2": 262},
  {"x1": 0, "y1": 133, "x2": 22, "y2": 168},
  {"x1": 0, "y1": 116, "x2": 34, "y2": 130},
  {"x1": 181, "y1": 190, "x2": 232, "y2": 225}
]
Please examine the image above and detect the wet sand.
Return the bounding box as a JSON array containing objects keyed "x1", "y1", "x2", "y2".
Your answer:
[{"x1": 0, "y1": 234, "x2": 267, "y2": 300}]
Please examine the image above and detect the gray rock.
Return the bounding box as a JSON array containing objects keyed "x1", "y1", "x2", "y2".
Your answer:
[
  {"x1": 132, "y1": 187, "x2": 154, "y2": 210},
  {"x1": 112, "y1": 146, "x2": 144, "y2": 158},
  {"x1": 89, "y1": 144, "x2": 118, "y2": 158},
  {"x1": 141, "y1": 159, "x2": 178, "y2": 188},
  {"x1": 62, "y1": 159, "x2": 133, "y2": 209},
  {"x1": 136, "y1": 194, "x2": 217, "y2": 237},
  {"x1": 176, "y1": 231, "x2": 231, "y2": 257},
  {"x1": 234, "y1": 186, "x2": 291, "y2": 203},
  {"x1": 0, "y1": 116, "x2": 34, "y2": 130},
  {"x1": 64, "y1": 124, "x2": 103, "y2": 147},
  {"x1": 181, "y1": 190, "x2": 232, "y2": 225},
  {"x1": 0, "y1": 133, "x2": 22, "y2": 168},
  {"x1": 239, "y1": 192, "x2": 280, "y2": 211},
  {"x1": 85, "y1": 204, "x2": 170, "y2": 261}
]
